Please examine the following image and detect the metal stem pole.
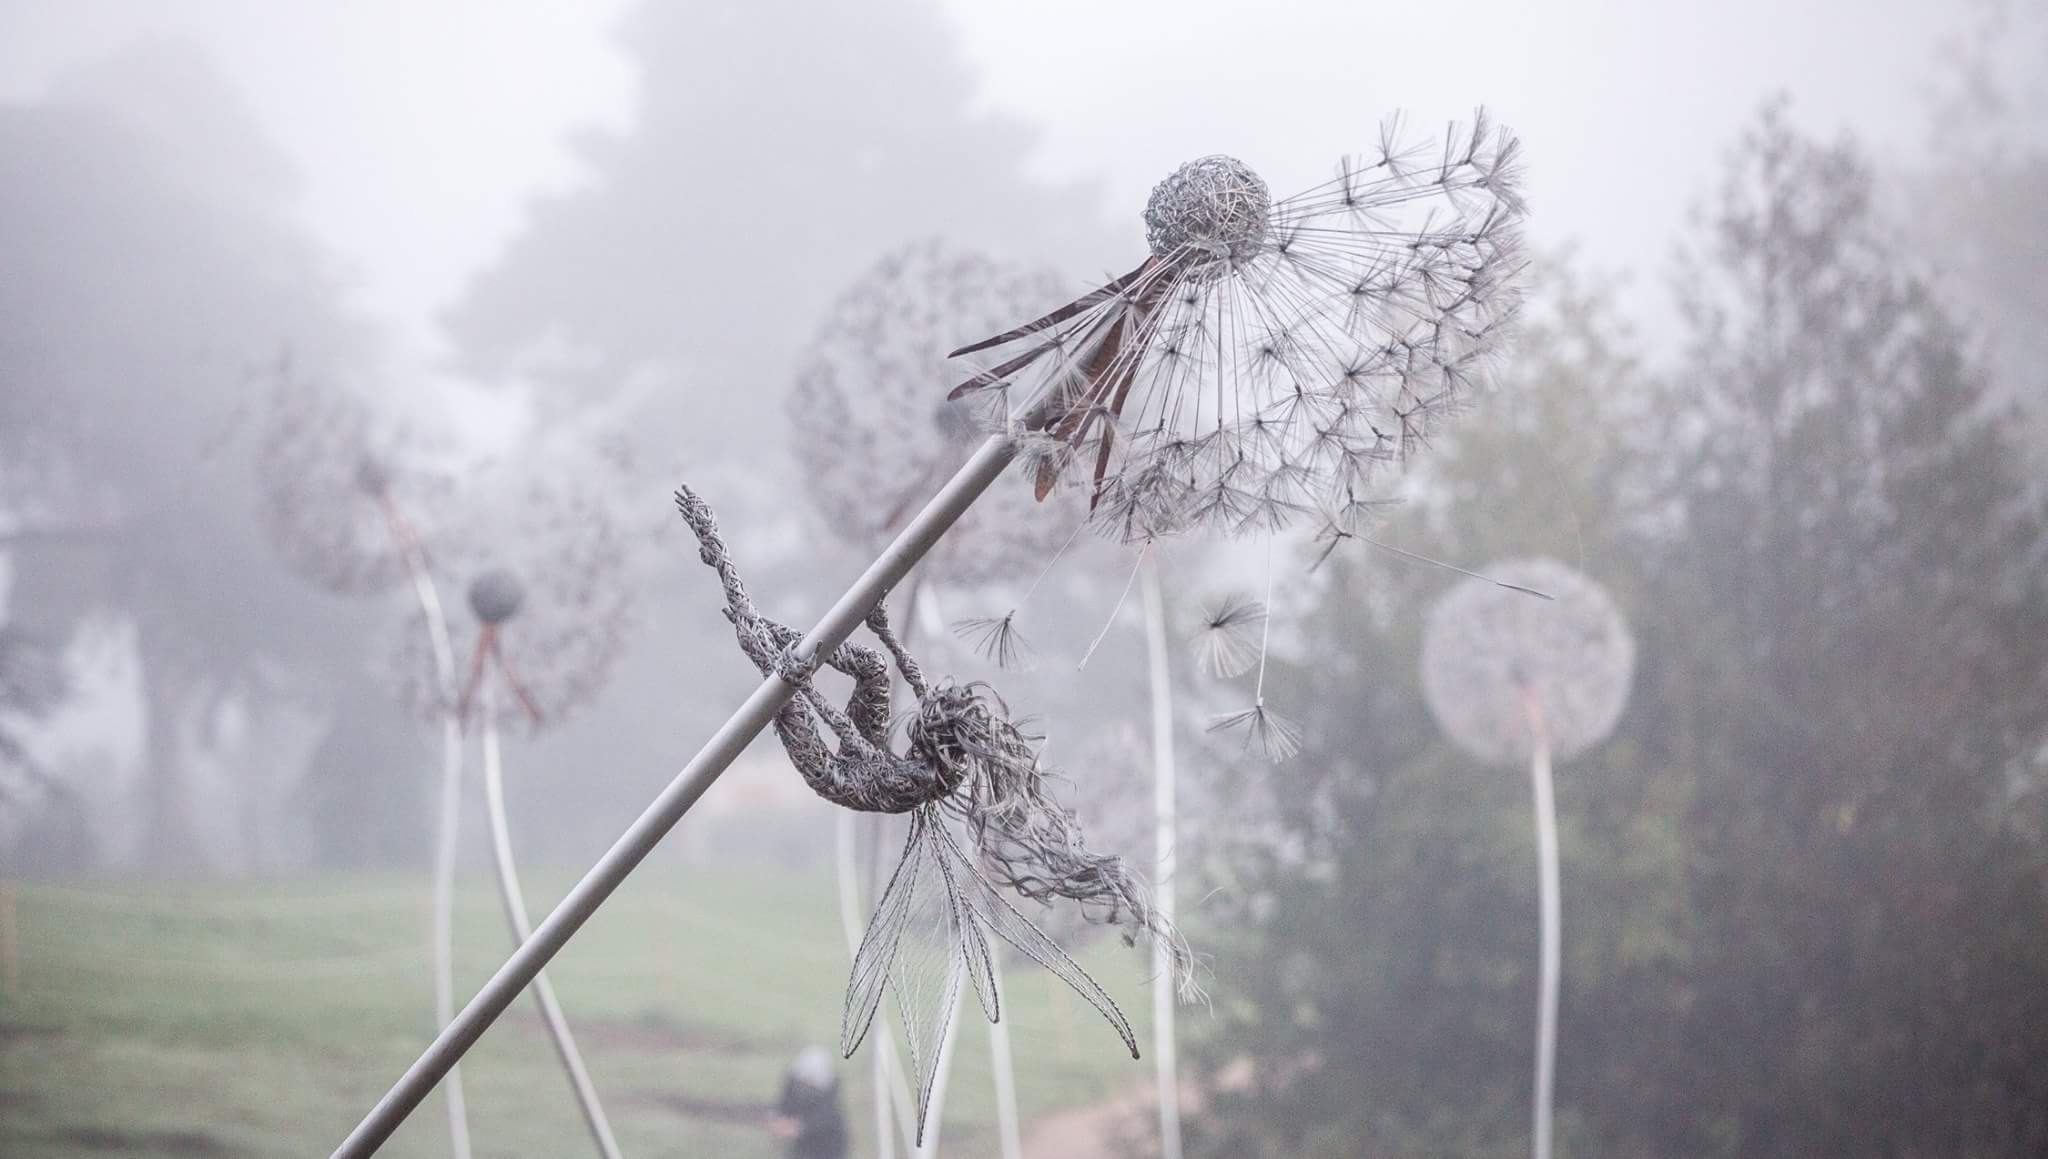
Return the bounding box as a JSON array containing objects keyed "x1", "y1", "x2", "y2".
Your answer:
[
  {"x1": 480, "y1": 688, "x2": 625, "y2": 1159},
  {"x1": 1525, "y1": 692, "x2": 1560, "y2": 1159},
  {"x1": 392, "y1": 510, "x2": 473, "y2": 1159},
  {"x1": 334, "y1": 435, "x2": 1017, "y2": 1157},
  {"x1": 1140, "y1": 555, "x2": 1183, "y2": 1159}
]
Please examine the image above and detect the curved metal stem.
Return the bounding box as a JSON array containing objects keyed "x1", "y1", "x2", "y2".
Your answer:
[
  {"x1": 1525, "y1": 693, "x2": 1560, "y2": 1159},
  {"x1": 1141, "y1": 554, "x2": 1184, "y2": 1159},
  {"x1": 391, "y1": 511, "x2": 473, "y2": 1159},
  {"x1": 986, "y1": 964, "x2": 1024, "y2": 1159},
  {"x1": 480, "y1": 688, "x2": 625, "y2": 1159},
  {"x1": 334, "y1": 434, "x2": 1018, "y2": 1157}
]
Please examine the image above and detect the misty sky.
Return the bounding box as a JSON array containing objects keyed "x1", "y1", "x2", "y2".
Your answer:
[{"x1": 0, "y1": 0, "x2": 1965, "y2": 344}]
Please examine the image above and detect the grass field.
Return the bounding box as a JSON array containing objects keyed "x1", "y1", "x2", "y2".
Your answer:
[{"x1": 0, "y1": 867, "x2": 1157, "y2": 1158}]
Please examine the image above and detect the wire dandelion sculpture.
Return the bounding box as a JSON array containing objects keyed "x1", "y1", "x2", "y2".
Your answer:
[
  {"x1": 255, "y1": 378, "x2": 479, "y2": 1159},
  {"x1": 334, "y1": 111, "x2": 1527, "y2": 1158},
  {"x1": 948, "y1": 114, "x2": 1524, "y2": 535},
  {"x1": 791, "y1": 238, "x2": 1078, "y2": 586},
  {"x1": 676, "y1": 485, "x2": 1191, "y2": 1145},
  {"x1": 393, "y1": 474, "x2": 633, "y2": 1159},
  {"x1": 789, "y1": 239, "x2": 1088, "y2": 1158},
  {"x1": 1420, "y1": 557, "x2": 1635, "y2": 1159},
  {"x1": 949, "y1": 111, "x2": 1525, "y2": 754}
]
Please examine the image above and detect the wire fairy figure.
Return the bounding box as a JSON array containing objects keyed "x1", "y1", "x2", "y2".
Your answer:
[{"x1": 675, "y1": 485, "x2": 1193, "y2": 1142}]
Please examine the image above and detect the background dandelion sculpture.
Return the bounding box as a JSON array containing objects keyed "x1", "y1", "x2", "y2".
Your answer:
[
  {"x1": 789, "y1": 238, "x2": 1087, "y2": 1159},
  {"x1": 1420, "y1": 557, "x2": 1635, "y2": 1159},
  {"x1": 335, "y1": 109, "x2": 1527, "y2": 1156},
  {"x1": 255, "y1": 377, "x2": 479, "y2": 1159},
  {"x1": 392, "y1": 471, "x2": 633, "y2": 1159}
]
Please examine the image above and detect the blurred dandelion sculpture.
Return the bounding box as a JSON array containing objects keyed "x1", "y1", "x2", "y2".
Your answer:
[
  {"x1": 676, "y1": 486, "x2": 1190, "y2": 1145},
  {"x1": 1420, "y1": 557, "x2": 1634, "y2": 1159},
  {"x1": 789, "y1": 238, "x2": 1081, "y2": 1158},
  {"x1": 336, "y1": 110, "x2": 1527, "y2": 1158},
  {"x1": 255, "y1": 378, "x2": 479, "y2": 1159},
  {"x1": 394, "y1": 474, "x2": 633, "y2": 1159}
]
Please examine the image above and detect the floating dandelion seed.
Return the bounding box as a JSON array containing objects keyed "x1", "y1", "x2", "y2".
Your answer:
[
  {"x1": 1420, "y1": 557, "x2": 1633, "y2": 1159},
  {"x1": 1191, "y1": 593, "x2": 1266, "y2": 679},
  {"x1": 1202, "y1": 537, "x2": 1304, "y2": 764},
  {"x1": 953, "y1": 610, "x2": 1029, "y2": 671},
  {"x1": 1206, "y1": 702, "x2": 1304, "y2": 763},
  {"x1": 676, "y1": 485, "x2": 1191, "y2": 1143},
  {"x1": 949, "y1": 111, "x2": 1526, "y2": 543}
]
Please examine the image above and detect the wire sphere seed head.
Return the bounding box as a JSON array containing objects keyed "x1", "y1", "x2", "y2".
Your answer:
[
  {"x1": 1144, "y1": 154, "x2": 1271, "y2": 268},
  {"x1": 1420, "y1": 557, "x2": 1634, "y2": 765},
  {"x1": 788, "y1": 238, "x2": 1081, "y2": 583},
  {"x1": 467, "y1": 568, "x2": 526, "y2": 625}
]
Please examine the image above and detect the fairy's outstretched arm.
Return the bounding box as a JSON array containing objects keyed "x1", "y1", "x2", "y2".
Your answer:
[{"x1": 674, "y1": 485, "x2": 896, "y2": 761}]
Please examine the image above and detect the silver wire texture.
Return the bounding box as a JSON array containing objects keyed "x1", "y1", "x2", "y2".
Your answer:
[
  {"x1": 674, "y1": 482, "x2": 1192, "y2": 1143},
  {"x1": 789, "y1": 238, "x2": 1079, "y2": 584},
  {"x1": 949, "y1": 111, "x2": 1526, "y2": 542},
  {"x1": 332, "y1": 436, "x2": 1017, "y2": 1157}
]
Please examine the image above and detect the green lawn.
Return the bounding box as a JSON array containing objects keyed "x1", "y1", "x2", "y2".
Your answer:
[{"x1": 0, "y1": 868, "x2": 1155, "y2": 1157}]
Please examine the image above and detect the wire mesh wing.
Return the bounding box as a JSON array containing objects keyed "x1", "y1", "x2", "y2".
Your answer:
[
  {"x1": 934, "y1": 818, "x2": 1141, "y2": 1059},
  {"x1": 839, "y1": 809, "x2": 968, "y2": 1142}
]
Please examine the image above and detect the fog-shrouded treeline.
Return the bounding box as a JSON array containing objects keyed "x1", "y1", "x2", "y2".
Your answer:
[
  {"x1": 1, "y1": 0, "x2": 2046, "y2": 1153},
  {"x1": 1189, "y1": 99, "x2": 2048, "y2": 1159}
]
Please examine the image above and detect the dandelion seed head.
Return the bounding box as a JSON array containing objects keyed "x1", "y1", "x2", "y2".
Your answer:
[
  {"x1": 1144, "y1": 154, "x2": 1271, "y2": 268},
  {"x1": 466, "y1": 569, "x2": 525, "y2": 625},
  {"x1": 1420, "y1": 557, "x2": 1634, "y2": 765},
  {"x1": 790, "y1": 238, "x2": 1082, "y2": 582},
  {"x1": 952, "y1": 111, "x2": 1529, "y2": 544},
  {"x1": 391, "y1": 470, "x2": 634, "y2": 729}
]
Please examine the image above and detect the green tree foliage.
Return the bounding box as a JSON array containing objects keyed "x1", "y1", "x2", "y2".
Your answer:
[{"x1": 1193, "y1": 106, "x2": 2048, "y2": 1157}]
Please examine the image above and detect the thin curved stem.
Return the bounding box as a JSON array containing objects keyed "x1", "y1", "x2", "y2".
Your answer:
[
  {"x1": 1140, "y1": 555, "x2": 1184, "y2": 1159},
  {"x1": 480, "y1": 689, "x2": 625, "y2": 1159},
  {"x1": 987, "y1": 966, "x2": 1024, "y2": 1159},
  {"x1": 331, "y1": 434, "x2": 1020, "y2": 1157},
  {"x1": 389, "y1": 508, "x2": 473, "y2": 1159},
  {"x1": 1525, "y1": 692, "x2": 1560, "y2": 1159}
]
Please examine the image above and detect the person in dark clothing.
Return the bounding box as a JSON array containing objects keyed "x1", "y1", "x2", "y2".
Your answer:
[{"x1": 770, "y1": 1045, "x2": 848, "y2": 1159}]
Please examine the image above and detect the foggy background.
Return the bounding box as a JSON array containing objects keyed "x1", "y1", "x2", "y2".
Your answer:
[{"x1": 1, "y1": 0, "x2": 2044, "y2": 1156}]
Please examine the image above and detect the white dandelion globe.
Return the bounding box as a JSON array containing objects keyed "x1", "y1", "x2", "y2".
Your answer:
[{"x1": 1420, "y1": 557, "x2": 1634, "y2": 765}]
